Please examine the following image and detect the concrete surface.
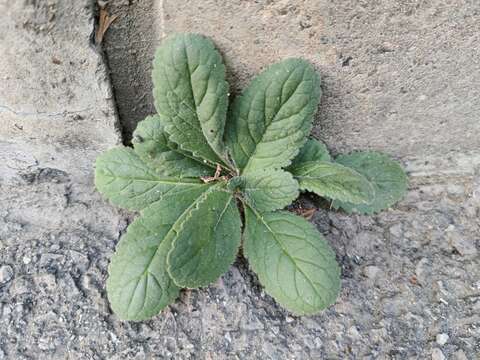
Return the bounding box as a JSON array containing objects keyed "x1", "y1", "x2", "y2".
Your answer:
[{"x1": 0, "y1": 0, "x2": 479, "y2": 359}]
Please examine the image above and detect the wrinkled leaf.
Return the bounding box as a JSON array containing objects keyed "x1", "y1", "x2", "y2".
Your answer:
[
  {"x1": 95, "y1": 147, "x2": 205, "y2": 210},
  {"x1": 152, "y1": 33, "x2": 229, "y2": 165},
  {"x1": 244, "y1": 208, "x2": 341, "y2": 315},
  {"x1": 290, "y1": 161, "x2": 375, "y2": 204},
  {"x1": 167, "y1": 186, "x2": 241, "y2": 288},
  {"x1": 106, "y1": 183, "x2": 213, "y2": 320},
  {"x1": 226, "y1": 58, "x2": 321, "y2": 173},
  {"x1": 332, "y1": 151, "x2": 408, "y2": 214},
  {"x1": 133, "y1": 115, "x2": 213, "y2": 177},
  {"x1": 290, "y1": 138, "x2": 331, "y2": 166},
  {"x1": 240, "y1": 169, "x2": 299, "y2": 212}
]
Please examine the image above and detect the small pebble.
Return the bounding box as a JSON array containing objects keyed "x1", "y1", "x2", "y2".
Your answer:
[
  {"x1": 0, "y1": 265, "x2": 13, "y2": 286},
  {"x1": 348, "y1": 326, "x2": 361, "y2": 340},
  {"x1": 432, "y1": 348, "x2": 445, "y2": 360},
  {"x1": 363, "y1": 265, "x2": 381, "y2": 280},
  {"x1": 389, "y1": 223, "x2": 403, "y2": 237},
  {"x1": 453, "y1": 349, "x2": 468, "y2": 360},
  {"x1": 436, "y1": 333, "x2": 449, "y2": 346},
  {"x1": 451, "y1": 234, "x2": 477, "y2": 256}
]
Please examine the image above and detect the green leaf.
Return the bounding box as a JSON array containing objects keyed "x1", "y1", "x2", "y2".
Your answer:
[
  {"x1": 290, "y1": 161, "x2": 375, "y2": 204},
  {"x1": 133, "y1": 115, "x2": 214, "y2": 177},
  {"x1": 243, "y1": 208, "x2": 341, "y2": 315},
  {"x1": 226, "y1": 58, "x2": 321, "y2": 173},
  {"x1": 95, "y1": 147, "x2": 206, "y2": 210},
  {"x1": 106, "y1": 183, "x2": 213, "y2": 321},
  {"x1": 332, "y1": 151, "x2": 408, "y2": 214},
  {"x1": 152, "y1": 33, "x2": 229, "y2": 166},
  {"x1": 240, "y1": 169, "x2": 299, "y2": 212},
  {"x1": 167, "y1": 186, "x2": 242, "y2": 288},
  {"x1": 168, "y1": 185, "x2": 241, "y2": 288},
  {"x1": 290, "y1": 138, "x2": 331, "y2": 166}
]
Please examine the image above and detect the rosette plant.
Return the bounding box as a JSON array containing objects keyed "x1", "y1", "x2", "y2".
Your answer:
[{"x1": 95, "y1": 33, "x2": 407, "y2": 321}]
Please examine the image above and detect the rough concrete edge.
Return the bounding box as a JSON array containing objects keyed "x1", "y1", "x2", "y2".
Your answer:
[
  {"x1": 100, "y1": 0, "x2": 165, "y2": 143},
  {"x1": 90, "y1": 0, "x2": 124, "y2": 144}
]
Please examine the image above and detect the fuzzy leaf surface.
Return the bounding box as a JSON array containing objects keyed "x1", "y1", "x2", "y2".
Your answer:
[
  {"x1": 167, "y1": 186, "x2": 241, "y2": 288},
  {"x1": 290, "y1": 161, "x2": 375, "y2": 204},
  {"x1": 133, "y1": 115, "x2": 213, "y2": 177},
  {"x1": 290, "y1": 138, "x2": 331, "y2": 166},
  {"x1": 226, "y1": 58, "x2": 321, "y2": 173},
  {"x1": 332, "y1": 151, "x2": 408, "y2": 214},
  {"x1": 152, "y1": 33, "x2": 229, "y2": 165},
  {"x1": 241, "y1": 169, "x2": 299, "y2": 212},
  {"x1": 95, "y1": 147, "x2": 205, "y2": 210},
  {"x1": 244, "y1": 208, "x2": 341, "y2": 315},
  {"x1": 106, "y1": 183, "x2": 213, "y2": 320}
]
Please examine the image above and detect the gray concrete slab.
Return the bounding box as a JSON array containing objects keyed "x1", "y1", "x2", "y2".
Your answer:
[
  {"x1": 106, "y1": 0, "x2": 480, "y2": 157},
  {"x1": 0, "y1": 0, "x2": 479, "y2": 359}
]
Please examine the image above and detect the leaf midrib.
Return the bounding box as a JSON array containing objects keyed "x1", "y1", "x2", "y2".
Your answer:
[
  {"x1": 182, "y1": 36, "x2": 228, "y2": 167},
  {"x1": 167, "y1": 187, "x2": 235, "y2": 286},
  {"x1": 155, "y1": 43, "x2": 222, "y2": 167},
  {"x1": 241, "y1": 65, "x2": 307, "y2": 173},
  {"x1": 247, "y1": 206, "x2": 327, "y2": 308},
  {"x1": 119, "y1": 184, "x2": 219, "y2": 316},
  {"x1": 104, "y1": 174, "x2": 204, "y2": 185}
]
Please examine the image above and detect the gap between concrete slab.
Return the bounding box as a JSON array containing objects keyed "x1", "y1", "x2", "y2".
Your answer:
[{"x1": 100, "y1": 0, "x2": 162, "y2": 144}]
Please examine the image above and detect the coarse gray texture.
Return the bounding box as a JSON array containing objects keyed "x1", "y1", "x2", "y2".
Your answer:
[
  {"x1": 102, "y1": 0, "x2": 161, "y2": 143},
  {"x1": 0, "y1": 0, "x2": 479, "y2": 359}
]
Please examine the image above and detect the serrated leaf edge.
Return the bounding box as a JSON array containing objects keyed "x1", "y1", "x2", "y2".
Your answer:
[
  {"x1": 132, "y1": 115, "x2": 218, "y2": 172},
  {"x1": 105, "y1": 226, "x2": 180, "y2": 321},
  {"x1": 232, "y1": 58, "x2": 321, "y2": 174},
  {"x1": 242, "y1": 169, "x2": 300, "y2": 212},
  {"x1": 94, "y1": 147, "x2": 210, "y2": 211},
  {"x1": 332, "y1": 150, "x2": 408, "y2": 215},
  {"x1": 105, "y1": 183, "x2": 217, "y2": 321},
  {"x1": 288, "y1": 138, "x2": 332, "y2": 168},
  {"x1": 244, "y1": 205, "x2": 341, "y2": 315},
  {"x1": 166, "y1": 183, "x2": 241, "y2": 289},
  {"x1": 291, "y1": 161, "x2": 376, "y2": 205},
  {"x1": 152, "y1": 33, "x2": 232, "y2": 169}
]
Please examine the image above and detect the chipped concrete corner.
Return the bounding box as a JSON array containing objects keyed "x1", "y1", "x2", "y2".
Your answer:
[{"x1": 1, "y1": 0, "x2": 479, "y2": 359}]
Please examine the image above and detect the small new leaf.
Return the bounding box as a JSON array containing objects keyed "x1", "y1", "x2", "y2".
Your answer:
[
  {"x1": 244, "y1": 208, "x2": 341, "y2": 315},
  {"x1": 332, "y1": 151, "x2": 408, "y2": 214},
  {"x1": 240, "y1": 169, "x2": 299, "y2": 212},
  {"x1": 133, "y1": 115, "x2": 213, "y2": 177},
  {"x1": 290, "y1": 161, "x2": 375, "y2": 205},
  {"x1": 226, "y1": 58, "x2": 321, "y2": 173},
  {"x1": 290, "y1": 138, "x2": 331, "y2": 165}
]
